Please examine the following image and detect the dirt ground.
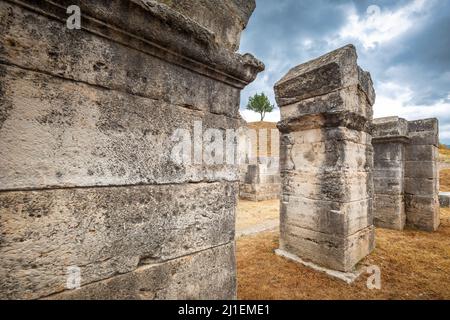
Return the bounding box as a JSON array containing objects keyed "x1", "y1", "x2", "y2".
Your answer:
[
  {"x1": 441, "y1": 169, "x2": 450, "y2": 191},
  {"x1": 236, "y1": 199, "x2": 279, "y2": 232}
]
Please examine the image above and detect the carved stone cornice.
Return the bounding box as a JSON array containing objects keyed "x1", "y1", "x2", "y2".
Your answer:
[{"x1": 7, "y1": 0, "x2": 264, "y2": 88}]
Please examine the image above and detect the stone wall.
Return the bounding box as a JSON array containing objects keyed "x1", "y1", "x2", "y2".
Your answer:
[
  {"x1": 274, "y1": 45, "x2": 375, "y2": 273},
  {"x1": 372, "y1": 117, "x2": 440, "y2": 231},
  {"x1": 405, "y1": 119, "x2": 440, "y2": 231},
  {"x1": 372, "y1": 117, "x2": 409, "y2": 230},
  {"x1": 239, "y1": 158, "x2": 281, "y2": 201},
  {"x1": 0, "y1": 0, "x2": 263, "y2": 299}
]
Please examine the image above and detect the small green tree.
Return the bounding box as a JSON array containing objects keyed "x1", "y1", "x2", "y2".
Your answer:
[{"x1": 246, "y1": 93, "x2": 274, "y2": 121}]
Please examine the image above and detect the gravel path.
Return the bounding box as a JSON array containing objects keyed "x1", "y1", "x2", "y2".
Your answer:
[{"x1": 236, "y1": 219, "x2": 279, "y2": 238}]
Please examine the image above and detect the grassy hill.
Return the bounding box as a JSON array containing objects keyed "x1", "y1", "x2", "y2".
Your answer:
[{"x1": 440, "y1": 143, "x2": 450, "y2": 164}]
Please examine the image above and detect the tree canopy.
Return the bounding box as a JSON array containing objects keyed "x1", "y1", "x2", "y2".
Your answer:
[{"x1": 246, "y1": 93, "x2": 274, "y2": 121}]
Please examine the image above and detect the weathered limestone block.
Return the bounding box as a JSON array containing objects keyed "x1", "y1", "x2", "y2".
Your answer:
[
  {"x1": 279, "y1": 86, "x2": 373, "y2": 121},
  {"x1": 0, "y1": 0, "x2": 263, "y2": 299},
  {"x1": 45, "y1": 243, "x2": 236, "y2": 300},
  {"x1": 0, "y1": 65, "x2": 242, "y2": 190},
  {"x1": 274, "y1": 48, "x2": 375, "y2": 108},
  {"x1": 239, "y1": 159, "x2": 281, "y2": 201},
  {"x1": 0, "y1": 182, "x2": 236, "y2": 299},
  {"x1": 407, "y1": 118, "x2": 440, "y2": 146},
  {"x1": 279, "y1": 224, "x2": 374, "y2": 272},
  {"x1": 274, "y1": 45, "x2": 375, "y2": 273},
  {"x1": 281, "y1": 197, "x2": 372, "y2": 236},
  {"x1": 405, "y1": 119, "x2": 440, "y2": 231},
  {"x1": 372, "y1": 117, "x2": 440, "y2": 231},
  {"x1": 0, "y1": 1, "x2": 263, "y2": 92},
  {"x1": 373, "y1": 194, "x2": 405, "y2": 230},
  {"x1": 405, "y1": 194, "x2": 440, "y2": 231},
  {"x1": 372, "y1": 117, "x2": 409, "y2": 230},
  {"x1": 404, "y1": 161, "x2": 438, "y2": 179},
  {"x1": 156, "y1": 0, "x2": 256, "y2": 51}
]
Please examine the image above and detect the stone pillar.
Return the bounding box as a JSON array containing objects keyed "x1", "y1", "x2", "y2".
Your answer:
[
  {"x1": 372, "y1": 117, "x2": 409, "y2": 230},
  {"x1": 274, "y1": 45, "x2": 375, "y2": 274},
  {"x1": 0, "y1": 0, "x2": 263, "y2": 299},
  {"x1": 405, "y1": 119, "x2": 440, "y2": 231}
]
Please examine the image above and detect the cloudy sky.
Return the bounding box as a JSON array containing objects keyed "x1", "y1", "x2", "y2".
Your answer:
[{"x1": 238, "y1": 0, "x2": 450, "y2": 144}]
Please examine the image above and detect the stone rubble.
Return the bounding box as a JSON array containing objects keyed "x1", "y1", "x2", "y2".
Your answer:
[{"x1": 372, "y1": 117, "x2": 440, "y2": 231}]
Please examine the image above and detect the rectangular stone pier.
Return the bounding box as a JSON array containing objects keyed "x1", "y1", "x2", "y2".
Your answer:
[
  {"x1": 372, "y1": 117, "x2": 440, "y2": 231},
  {"x1": 239, "y1": 159, "x2": 281, "y2": 201},
  {"x1": 405, "y1": 119, "x2": 440, "y2": 231},
  {"x1": 274, "y1": 45, "x2": 375, "y2": 274},
  {"x1": 0, "y1": 0, "x2": 263, "y2": 299},
  {"x1": 372, "y1": 117, "x2": 409, "y2": 230},
  {"x1": 238, "y1": 122, "x2": 281, "y2": 201}
]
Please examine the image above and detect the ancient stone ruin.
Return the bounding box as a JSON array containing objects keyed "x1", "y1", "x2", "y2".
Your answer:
[
  {"x1": 274, "y1": 45, "x2": 376, "y2": 276},
  {"x1": 0, "y1": 0, "x2": 444, "y2": 300},
  {"x1": 372, "y1": 117, "x2": 440, "y2": 231},
  {"x1": 0, "y1": 0, "x2": 263, "y2": 299},
  {"x1": 239, "y1": 122, "x2": 281, "y2": 201}
]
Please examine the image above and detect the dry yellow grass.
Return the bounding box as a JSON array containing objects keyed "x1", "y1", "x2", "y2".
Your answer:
[
  {"x1": 236, "y1": 199, "x2": 279, "y2": 232},
  {"x1": 237, "y1": 208, "x2": 450, "y2": 300}
]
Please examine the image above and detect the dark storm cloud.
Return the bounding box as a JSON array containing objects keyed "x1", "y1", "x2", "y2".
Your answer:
[
  {"x1": 239, "y1": 0, "x2": 450, "y2": 144},
  {"x1": 239, "y1": 0, "x2": 350, "y2": 73},
  {"x1": 386, "y1": 1, "x2": 450, "y2": 105}
]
